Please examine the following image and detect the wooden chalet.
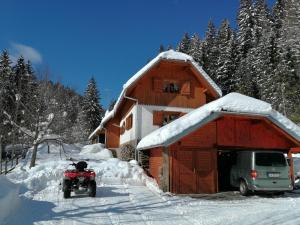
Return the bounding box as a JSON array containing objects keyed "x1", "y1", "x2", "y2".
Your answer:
[{"x1": 89, "y1": 50, "x2": 222, "y2": 155}]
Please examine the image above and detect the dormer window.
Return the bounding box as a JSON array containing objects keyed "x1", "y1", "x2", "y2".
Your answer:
[{"x1": 163, "y1": 81, "x2": 180, "y2": 93}]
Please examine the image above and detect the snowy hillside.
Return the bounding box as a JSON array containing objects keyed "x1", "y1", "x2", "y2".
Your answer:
[{"x1": 2, "y1": 143, "x2": 300, "y2": 225}]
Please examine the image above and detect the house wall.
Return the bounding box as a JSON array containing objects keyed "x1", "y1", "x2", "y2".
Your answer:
[
  {"x1": 120, "y1": 105, "x2": 137, "y2": 146},
  {"x1": 118, "y1": 104, "x2": 193, "y2": 147},
  {"x1": 139, "y1": 105, "x2": 193, "y2": 140},
  {"x1": 105, "y1": 117, "x2": 120, "y2": 149},
  {"x1": 128, "y1": 60, "x2": 211, "y2": 108}
]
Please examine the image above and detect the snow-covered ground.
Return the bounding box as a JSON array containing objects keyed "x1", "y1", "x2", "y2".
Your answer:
[{"x1": 2, "y1": 143, "x2": 300, "y2": 225}]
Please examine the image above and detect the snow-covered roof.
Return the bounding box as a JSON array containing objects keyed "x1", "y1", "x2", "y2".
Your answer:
[
  {"x1": 136, "y1": 93, "x2": 300, "y2": 150},
  {"x1": 89, "y1": 50, "x2": 222, "y2": 140}
]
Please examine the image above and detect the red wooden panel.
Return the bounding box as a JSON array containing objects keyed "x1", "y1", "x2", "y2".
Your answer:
[
  {"x1": 177, "y1": 150, "x2": 196, "y2": 193},
  {"x1": 171, "y1": 147, "x2": 217, "y2": 194},
  {"x1": 153, "y1": 78, "x2": 163, "y2": 92},
  {"x1": 153, "y1": 111, "x2": 163, "y2": 126},
  {"x1": 217, "y1": 117, "x2": 235, "y2": 146},
  {"x1": 235, "y1": 119, "x2": 251, "y2": 146},
  {"x1": 181, "y1": 122, "x2": 216, "y2": 148},
  {"x1": 149, "y1": 148, "x2": 163, "y2": 185},
  {"x1": 195, "y1": 150, "x2": 217, "y2": 194}
]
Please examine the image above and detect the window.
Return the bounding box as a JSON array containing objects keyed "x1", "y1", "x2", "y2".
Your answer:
[
  {"x1": 163, "y1": 81, "x2": 180, "y2": 93},
  {"x1": 126, "y1": 114, "x2": 133, "y2": 130},
  {"x1": 162, "y1": 113, "x2": 179, "y2": 125},
  {"x1": 255, "y1": 153, "x2": 287, "y2": 167},
  {"x1": 153, "y1": 111, "x2": 183, "y2": 126}
]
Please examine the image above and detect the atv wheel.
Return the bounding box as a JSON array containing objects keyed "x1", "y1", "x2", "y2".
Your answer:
[
  {"x1": 63, "y1": 180, "x2": 71, "y2": 199},
  {"x1": 88, "y1": 180, "x2": 96, "y2": 197}
]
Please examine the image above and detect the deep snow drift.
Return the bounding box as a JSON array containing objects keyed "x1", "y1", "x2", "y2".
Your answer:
[{"x1": 3, "y1": 143, "x2": 300, "y2": 225}]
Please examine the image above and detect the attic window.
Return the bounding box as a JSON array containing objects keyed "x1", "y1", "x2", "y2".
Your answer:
[{"x1": 163, "y1": 81, "x2": 180, "y2": 93}]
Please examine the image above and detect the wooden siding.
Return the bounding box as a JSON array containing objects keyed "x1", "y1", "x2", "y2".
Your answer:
[
  {"x1": 149, "y1": 148, "x2": 163, "y2": 185},
  {"x1": 128, "y1": 60, "x2": 209, "y2": 108},
  {"x1": 170, "y1": 145, "x2": 217, "y2": 194},
  {"x1": 105, "y1": 117, "x2": 120, "y2": 149},
  {"x1": 216, "y1": 116, "x2": 295, "y2": 149}
]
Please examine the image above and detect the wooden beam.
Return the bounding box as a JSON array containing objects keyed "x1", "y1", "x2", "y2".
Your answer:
[
  {"x1": 160, "y1": 147, "x2": 170, "y2": 192},
  {"x1": 290, "y1": 147, "x2": 300, "y2": 153},
  {"x1": 288, "y1": 150, "x2": 295, "y2": 188}
]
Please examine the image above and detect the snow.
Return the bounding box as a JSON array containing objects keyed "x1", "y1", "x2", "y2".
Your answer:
[
  {"x1": 0, "y1": 176, "x2": 20, "y2": 224},
  {"x1": 89, "y1": 50, "x2": 222, "y2": 140},
  {"x1": 79, "y1": 143, "x2": 113, "y2": 160},
  {"x1": 137, "y1": 92, "x2": 300, "y2": 150},
  {"x1": 3, "y1": 142, "x2": 300, "y2": 224}
]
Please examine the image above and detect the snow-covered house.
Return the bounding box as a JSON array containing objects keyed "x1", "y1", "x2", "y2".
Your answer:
[
  {"x1": 89, "y1": 50, "x2": 222, "y2": 153},
  {"x1": 89, "y1": 50, "x2": 300, "y2": 195},
  {"x1": 136, "y1": 93, "x2": 300, "y2": 194}
]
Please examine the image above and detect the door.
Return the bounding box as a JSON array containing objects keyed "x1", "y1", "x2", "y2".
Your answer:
[
  {"x1": 195, "y1": 150, "x2": 217, "y2": 193},
  {"x1": 177, "y1": 150, "x2": 196, "y2": 193},
  {"x1": 173, "y1": 148, "x2": 217, "y2": 194}
]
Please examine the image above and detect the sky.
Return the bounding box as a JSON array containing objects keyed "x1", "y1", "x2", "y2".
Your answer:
[{"x1": 0, "y1": 0, "x2": 276, "y2": 108}]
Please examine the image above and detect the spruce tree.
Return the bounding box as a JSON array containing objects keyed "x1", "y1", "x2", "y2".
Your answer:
[
  {"x1": 176, "y1": 33, "x2": 191, "y2": 54},
  {"x1": 82, "y1": 77, "x2": 104, "y2": 135},
  {"x1": 0, "y1": 50, "x2": 14, "y2": 146},
  {"x1": 215, "y1": 20, "x2": 236, "y2": 94},
  {"x1": 189, "y1": 33, "x2": 203, "y2": 64},
  {"x1": 202, "y1": 21, "x2": 219, "y2": 81},
  {"x1": 236, "y1": 0, "x2": 254, "y2": 59},
  {"x1": 159, "y1": 44, "x2": 165, "y2": 53}
]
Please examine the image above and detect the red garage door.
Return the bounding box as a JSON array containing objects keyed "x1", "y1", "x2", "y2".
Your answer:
[{"x1": 172, "y1": 148, "x2": 217, "y2": 194}]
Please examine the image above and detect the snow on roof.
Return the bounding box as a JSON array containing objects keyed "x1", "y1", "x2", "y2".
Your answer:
[
  {"x1": 136, "y1": 93, "x2": 300, "y2": 150},
  {"x1": 89, "y1": 50, "x2": 222, "y2": 140}
]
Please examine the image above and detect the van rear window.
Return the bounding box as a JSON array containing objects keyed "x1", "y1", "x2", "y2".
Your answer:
[{"x1": 255, "y1": 153, "x2": 286, "y2": 167}]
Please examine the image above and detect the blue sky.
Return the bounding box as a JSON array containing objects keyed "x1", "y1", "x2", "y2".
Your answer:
[{"x1": 0, "y1": 0, "x2": 276, "y2": 108}]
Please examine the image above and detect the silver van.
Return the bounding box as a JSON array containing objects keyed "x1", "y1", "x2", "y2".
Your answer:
[{"x1": 230, "y1": 151, "x2": 293, "y2": 195}]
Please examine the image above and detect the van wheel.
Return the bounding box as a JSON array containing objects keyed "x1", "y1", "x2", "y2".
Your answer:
[{"x1": 239, "y1": 180, "x2": 249, "y2": 196}]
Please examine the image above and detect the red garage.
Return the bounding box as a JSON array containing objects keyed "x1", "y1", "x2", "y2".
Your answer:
[{"x1": 136, "y1": 93, "x2": 300, "y2": 194}]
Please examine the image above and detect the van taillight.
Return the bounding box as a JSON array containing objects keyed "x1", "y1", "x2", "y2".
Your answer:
[{"x1": 251, "y1": 170, "x2": 258, "y2": 179}]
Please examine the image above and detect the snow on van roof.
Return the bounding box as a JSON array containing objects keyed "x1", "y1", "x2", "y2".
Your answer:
[
  {"x1": 136, "y1": 93, "x2": 300, "y2": 150},
  {"x1": 89, "y1": 50, "x2": 222, "y2": 140}
]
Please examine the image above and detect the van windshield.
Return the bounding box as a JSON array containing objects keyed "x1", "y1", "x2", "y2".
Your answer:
[{"x1": 255, "y1": 153, "x2": 287, "y2": 167}]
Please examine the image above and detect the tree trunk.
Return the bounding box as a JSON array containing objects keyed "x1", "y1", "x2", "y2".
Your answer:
[{"x1": 29, "y1": 143, "x2": 38, "y2": 168}]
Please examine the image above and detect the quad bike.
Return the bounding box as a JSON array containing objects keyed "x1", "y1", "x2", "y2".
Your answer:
[{"x1": 62, "y1": 161, "x2": 96, "y2": 198}]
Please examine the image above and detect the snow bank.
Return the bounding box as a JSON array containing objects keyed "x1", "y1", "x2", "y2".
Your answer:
[
  {"x1": 137, "y1": 93, "x2": 300, "y2": 150},
  {"x1": 79, "y1": 143, "x2": 113, "y2": 160},
  {"x1": 0, "y1": 176, "x2": 20, "y2": 224},
  {"x1": 7, "y1": 143, "x2": 161, "y2": 197}
]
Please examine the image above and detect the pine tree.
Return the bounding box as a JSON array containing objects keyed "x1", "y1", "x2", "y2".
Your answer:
[
  {"x1": 82, "y1": 77, "x2": 104, "y2": 135},
  {"x1": 236, "y1": 0, "x2": 254, "y2": 59},
  {"x1": 109, "y1": 99, "x2": 116, "y2": 111},
  {"x1": 253, "y1": 0, "x2": 271, "y2": 45},
  {"x1": 215, "y1": 20, "x2": 236, "y2": 94},
  {"x1": 280, "y1": 0, "x2": 300, "y2": 74},
  {"x1": 202, "y1": 21, "x2": 219, "y2": 81},
  {"x1": 176, "y1": 33, "x2": 191, "y2": 54},
  {"x1": 189, "y1": 33, "x2": 203, "y2": 64},
  {"x1": 0, "y1": 50, "x2": 14, "y2": 146},
  {"x1": 159, "y1": 44, "x2": 165, "y2": 53}
]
